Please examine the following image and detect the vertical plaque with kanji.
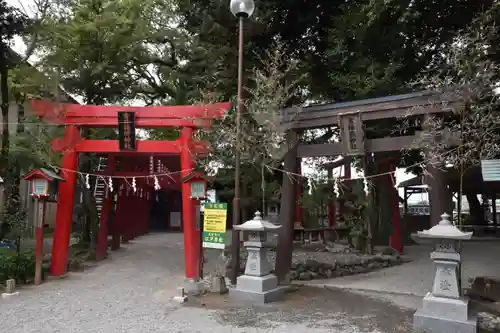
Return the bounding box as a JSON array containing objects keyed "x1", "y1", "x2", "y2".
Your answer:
[
  {"x1": 339, "y1": 113, "x2": 365, "y2": 156},
  {"x1": 118, "y1": 111, "x2": 136, "y2": 151}
]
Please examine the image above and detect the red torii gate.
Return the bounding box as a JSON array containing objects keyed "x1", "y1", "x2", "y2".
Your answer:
[{"x1": 30, "y1": 99, "x2": 231, "y2": 280}]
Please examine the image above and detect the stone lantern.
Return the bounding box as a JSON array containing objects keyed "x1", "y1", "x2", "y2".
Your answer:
[
  {"x1": 229, "y1": 211, "x2": 285, "y2": 303},
  {"x1": 414, "y1": 213, "x2": 476, "y2": 333}
]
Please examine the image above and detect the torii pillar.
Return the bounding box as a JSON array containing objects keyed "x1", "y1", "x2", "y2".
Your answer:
[
  {"x1": 50, "y1": 126, "x2": 79, "y2": 276},
  {"x1": 179, "y1": 127, "x2": 201, "y2": 288}
]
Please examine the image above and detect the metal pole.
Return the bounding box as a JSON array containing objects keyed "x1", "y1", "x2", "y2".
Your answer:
[{"x1": 230, "y1": 16, "x2": 244, "y2": 285}]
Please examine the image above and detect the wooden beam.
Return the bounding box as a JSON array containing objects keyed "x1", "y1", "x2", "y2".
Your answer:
[
  {"x1": 297, "y1": 135, "x2": 419, "y2": 157},
  {"x1": 30, "y1": 99, "x2": 231, "y2": 118},
  {"x1": 281, "y1": 91, "x2": 463, "y2": 130},
  {"x1": 29, "y1": 99, "x2": 232, "y2": 128},
  {"x1": 297, "y1": 130, "x2": 460, "y2": 158},
  {"x1": 321, "y1": 156, "x2": 351, "y2": 170},
  {"x1": 62, "y1": 139, "x2": 209, "y2": 155},
  {"x1": 62, "y1": 117, "x2": 212, "y2": 128}
]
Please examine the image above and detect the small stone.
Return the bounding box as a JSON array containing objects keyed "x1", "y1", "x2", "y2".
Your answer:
[
  {"x1": 380, "y1": 246, "x2": 399, "y2": 256},
  {"x1": 478, "y1": 312, "x2": 500, "y2": 332},
  {"x1": 5, "y1": 279, "x2": 16, "y2": 294},
  {"x1": 470, "y1": 277, "x2": 500, "y2": 302},
  {"x1": 305, "y1": 259, "x2": 322, "y2": 271},
  {"x1": 298, "y1": 272, "x2": 313, "y2": 281},
  {"x1": 387, "y1": 256, "x2": 401, "y2": 265},
  {"x1": 296, "y1": 264, "x2": 307, "y2": 273},
  {"x1": 321, "y1": 262, "x2": 335, "y2": 270}
]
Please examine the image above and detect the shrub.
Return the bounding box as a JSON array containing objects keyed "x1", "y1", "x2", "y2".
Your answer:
[{"x1": 0, "y1": 247, "x2": 36, "y2": 284}]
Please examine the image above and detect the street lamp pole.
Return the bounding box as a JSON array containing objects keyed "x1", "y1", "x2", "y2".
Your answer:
[{"x1": 229, "y1": 0, "x2": 255, "y2": 286}]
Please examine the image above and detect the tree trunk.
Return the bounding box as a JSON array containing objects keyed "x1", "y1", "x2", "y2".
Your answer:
[
  {"x1": 0, "y1": 42, "x2": 9, "y2": 174},
  {"x1": 275, "y1": 131, "x2": 299, "y2": 284},
  {"x1": 6, "y1": 97, "x2": 25, "y2": 216},
  {"x1": 0, "y1": 42, "x2": 10, "y2": 238},
  {"x1": 466, "y1": 193, "x2": 485, "y2": 225}
]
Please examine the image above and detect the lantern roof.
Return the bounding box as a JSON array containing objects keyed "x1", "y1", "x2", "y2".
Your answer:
[
  {"x1": 181, "y1": 171, "x2": 208, "y2": 183},
  {"x1": 23, "y1": 167, "x2": 65, "y2": 182},
  {"x1": 417, "y1": 213, "x2": 473, "y2": 240},
  {"x1": 234, "y1": 211, "x2": 281, "y2": 232}
]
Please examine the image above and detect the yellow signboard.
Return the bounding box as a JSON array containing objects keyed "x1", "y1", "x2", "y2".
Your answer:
[{"x1": 202, "y1": 203, "x2": 227, "y2": 249}]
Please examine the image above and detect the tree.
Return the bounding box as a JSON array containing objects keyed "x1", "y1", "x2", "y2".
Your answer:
[
  {"x1": 196, "y1": 41, "x2": 304, "y2": 222},
  {"x1": 400, "y1": 7, "x2": 500, "y2": 227},
  {"x1": 29, "y1": 0, "x2": 186, "y2": 249}
]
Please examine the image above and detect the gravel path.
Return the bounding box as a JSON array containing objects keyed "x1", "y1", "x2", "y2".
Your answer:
[{"x1": 0, "y1": 233, "x2": 417, "y2": 333}]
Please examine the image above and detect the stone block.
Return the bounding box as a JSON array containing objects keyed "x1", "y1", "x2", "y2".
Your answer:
[
  {"x1": 236, "y1": 274, "x2": 278, "y2": 293},
  {"x1": 414, "y1": 309, "x2": 476, "y2": 333},
  {"x1": 183, "y1": 279, "x2": 204, "y2": 296},
  {"x1": 244, "y1": 248, "x2": 272, "y2": 276},
  {"x1": 210, "y1": 276, "x2": 228, "y2": 294},
  {"x1": 5, "y1": 279, "x2": 15, "y2": 294},
  {"x1": 1, "y1": 292, "x2": 20, "y2": 299},
  {"x1": 432, "y1": 260, "x2": 460, "y2": 299},
  {"x1": 420, "y1": 293, "x2": 469, "y2": 322},
  {"x1": 229, "y1": 285, "x2": 286, "y2": 304}
]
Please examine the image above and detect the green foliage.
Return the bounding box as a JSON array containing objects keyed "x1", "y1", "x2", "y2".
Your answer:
[
  {"x1": 300, "y1": 177, "x2": 330, "y2": 228},
  {"x1": 406, "y1": 8, "x2": 500, "y2": 168},
  {"x1": 337, "y1": 180, "x2": 368, "y2": 236},
  {"x1": 2, "y1": 209, "x2": 28, "y2": 237},
  {"x1": 0, "y1": 247, "x2": 36, "y2": 284},
  {"x1": 0, "y1": 0, "x2": 29, "y2": 45},
  {"x1": 10, "y1": 115, "x2": 63, "y2": 169}
]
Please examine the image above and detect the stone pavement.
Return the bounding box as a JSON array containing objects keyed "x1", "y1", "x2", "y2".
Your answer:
[{"x1": 0, "y1": 233, "x2": 418, "y2": 333}]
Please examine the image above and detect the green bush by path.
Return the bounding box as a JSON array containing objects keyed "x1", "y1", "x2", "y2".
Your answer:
[{"x1": 0, "y1": 247, "x2": 36, "y2": 284}]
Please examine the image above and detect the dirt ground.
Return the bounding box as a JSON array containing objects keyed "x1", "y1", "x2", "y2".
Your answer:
[{"x1": 186, "y1": 286, "x2": 419, "y2": 333}]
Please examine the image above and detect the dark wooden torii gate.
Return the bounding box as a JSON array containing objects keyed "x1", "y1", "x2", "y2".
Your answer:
[
  {"x1": 30, "y1": 99, "x2": 231, "y2": 280},
  {"x1": 275, "y1": 91, "x2": 463, "y2": 282}
]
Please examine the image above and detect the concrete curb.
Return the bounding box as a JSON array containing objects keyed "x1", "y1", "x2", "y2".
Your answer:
[{"x1": 292, "y1": 280, "x2": 427, "y2": 298}]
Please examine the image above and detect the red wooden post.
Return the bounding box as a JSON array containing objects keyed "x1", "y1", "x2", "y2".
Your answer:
[
  {"x1": 328, "y1": 201, "x2": 336, "y2": 228},
  {"x1": 34, "y1": 197, "x2": 46, "y2": 285},
  {"x1": 50, "y1": 126, "x2": 79, "y2": 277},
  {"x1": 133, "y1": 190, "x2": 141, "y2": 239},
  {"x1": 180, "y1": 127, "x2": 200, "y2": 280},
  {"x1": 96, "y1": 155, "x2": 115, "y2": 261},
  {"x1": 389, "y1": 161, "x2": 403, "y2": 254},
  {"x1": 112, "y1": 183, "x2": 125, "y2": 250},
  {"x1": 96, "y1": 187, "x2": 112, "y2": 260},
  {"x1": 140, "y1": 188, "x2": 149, "y2": 236},
  {"x1": 144, "y1": 190, "x2": 152, "y2": 235},
  {"x1": 122, "y1": 190, "x2": 133, "y2": 243}
]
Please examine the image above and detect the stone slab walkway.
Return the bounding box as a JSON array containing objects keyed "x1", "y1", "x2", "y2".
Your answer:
[{"x1": 0, "y1": 233, "x2": 418, "y2": 333}]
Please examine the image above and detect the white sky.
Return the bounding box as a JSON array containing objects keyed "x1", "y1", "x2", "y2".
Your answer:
[{"x1": 7, "y1": 0, "x2": 416, "y2": 198}]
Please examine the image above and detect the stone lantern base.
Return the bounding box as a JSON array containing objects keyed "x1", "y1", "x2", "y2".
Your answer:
[
  {"x1": 230, "y1": 212, "x2": 285, "y2": 304},
  {"x1": 414, "y1": 293, "x2": 477, "y2": 333},
  {"x1": 229, "y1": 274, "x2": 286, "y2": 303}
]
